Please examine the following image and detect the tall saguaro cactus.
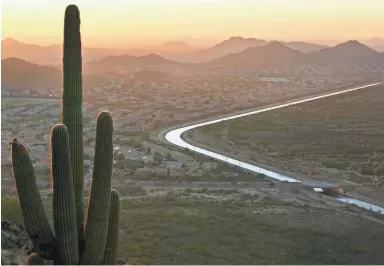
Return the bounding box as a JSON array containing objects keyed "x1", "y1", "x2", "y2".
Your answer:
[
  {"x1": 10, "y1": 4, "x2": 121, "y2": 265},
  {"x1": 62, "y1": 4, "x2": 85, "y2": 239}
]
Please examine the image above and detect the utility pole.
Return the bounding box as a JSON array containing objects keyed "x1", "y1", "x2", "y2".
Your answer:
[{"x1": 225, "y1": 122, "x2": 229, "y2": 140}]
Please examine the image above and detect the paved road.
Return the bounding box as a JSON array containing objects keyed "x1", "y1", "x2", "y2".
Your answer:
[{"x1": 125, "y1": 180, "x2": 274, "y2": 189}]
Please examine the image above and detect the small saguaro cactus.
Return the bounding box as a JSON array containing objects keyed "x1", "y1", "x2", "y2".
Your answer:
[
  {"x1": 10, "y1": 4, "x2": 121, "y2": 265},
  {"x1": 62, "y1": 3, "x2": 85, "y2": 241}
]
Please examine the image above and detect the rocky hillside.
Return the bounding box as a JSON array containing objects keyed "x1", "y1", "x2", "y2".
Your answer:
[
  {"x1": 1, "y1": 220, "x2": 127, "y2": 265},
  {"x1": 1, "y1": 221, "x2": 33, "y2": 265}
]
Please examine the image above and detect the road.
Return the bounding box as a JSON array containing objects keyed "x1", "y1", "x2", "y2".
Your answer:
[{"x1": 159, "y1": 82, "x2": 384, "y2": 214}]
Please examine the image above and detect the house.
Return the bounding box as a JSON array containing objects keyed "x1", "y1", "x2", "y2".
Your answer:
[
  {"x1": 153, "y1": 167, "x2": 168, "y2": 176},
  {"x1": 184, "y1": 160, "x2": 200, "y2": 170},
  {"x1": 169, "y1": 168, "x2": 184, "y2": 177},
  {"x1": 162, "y1": 161, "x2": 183, "y2": 169},
  {"x1": 186, "y1": 168, "x2": 203, "y2": 177},
  {"x1": 141, "y1": 155, "x2": 154, "y2": 164},
  {"x1": 135, "y1": 167, "x2": 153, "y2": 176},
  {"x1": 121, "y1": 149, "x2": 145, "y2": 162},
  {"x1": 202, "y1": 162, "x2": 218, "y2": 170},
  {"x1": 171, "y1": 152, "x2": 195, "y2": 164}
]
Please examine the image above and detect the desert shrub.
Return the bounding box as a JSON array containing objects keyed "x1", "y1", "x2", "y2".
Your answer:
[{"x1": 1, "y1": 195, "x2": 24, "y2": 225}]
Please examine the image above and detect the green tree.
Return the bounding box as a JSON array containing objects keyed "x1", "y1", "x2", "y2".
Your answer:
[
  {"x1": 116, "y1": 152, "x2": 125, "y2": 162},
  {"x1": 154, "y1": 151, "x2": 163, "y2": 163}
]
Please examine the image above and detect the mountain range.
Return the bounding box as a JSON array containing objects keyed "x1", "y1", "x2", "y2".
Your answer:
[
  {"x1": 84, "y1": 53, "x2": 180, "y2": 74},
  {"x1": 210, "y1": 40, "x2": 384, "y2": 69},
  {"x1": 5, "y1": 36, "x2": 383, "y2": 66},
  {"x1": 2, "y1": 39, "x2": 384, "y2": 92},
  {"x1": 197, "y1": 37, "x2": 329, "y2": 61}
]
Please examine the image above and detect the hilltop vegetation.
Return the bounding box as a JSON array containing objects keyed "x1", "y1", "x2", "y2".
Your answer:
[{"x1": 3, "y1": 190, "x2": 384, "y2": 265}]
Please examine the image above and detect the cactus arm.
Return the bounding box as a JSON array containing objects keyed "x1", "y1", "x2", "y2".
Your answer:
[
  {"x1": 26, "y1": 253, "x2": 46, "y2": 265},
  {"x1": 51, "y1": 125, "x2": 79, "y2": 264},
  {"x1": 10, "y1": 139, "x2": 55, "y2": 252},
  {"x1": 62, "y1": 4, "x2": 85, "y2": 239},
  {"x1": 101, "y1": 189, "x2": 121, "y2": 265},
  {"x1": 80, "y1": 112, "x2": 114, "y2": 264}
]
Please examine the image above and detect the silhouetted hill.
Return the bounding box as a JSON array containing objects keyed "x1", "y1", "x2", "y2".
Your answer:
[
  {"x1": 1, "y1": 38, "x2": 121, "y2": 66},
  {"x1": 2, "y1": 38, "x2": 196, "y2": 65},
  {"x1": 209, "y1": 41, "x2": 305, "y2": 68},
  {"x1": 309, "y1": 40, "x2": 383, "y2": 65},
  {"x1": 282, "y1": 41, "x2": 328, "y2": 53},
  {"x1": 209, "y1": 40, "x2": 384, "y2": 69},
  {"x1": 197, "y1": 37, "x2": 268, "y2": 60},
  {"x1": 2, "y1": 38, "x2": 60, "y2": 65},
  {"x1": 1, "y1": 57, "x2": 61, "y2": 92},
  {"x1": 85, "y1": 53, "x2": 180, "y2": 74},
  {"x1": 197, "y1": 37, "x2": 329, "y2": 61},
  {"x1": 154, "y1": 41, "x2": 196, "y2": 52}
]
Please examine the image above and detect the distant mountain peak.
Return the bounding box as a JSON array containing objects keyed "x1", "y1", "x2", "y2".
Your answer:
[
  {"x1": 329, "y1": 40, "x2": 378, "y2": 54},
  {"x1": 145, "y1": 53, "x2": 163, "y2": 59},
  {"x1": 262, "y1": 41, "x2": 293, "y2": 51},
  {"x1": 267, "y1": 40, "x2": 284, "y2": 46},
  {"x1": 346, "y1": 40, "x2": 360, "y2": 44},
  {"x1": 2, "y1": 56, "x2": 61, "y2": 92},
  {"x1": 2, "y1": 57, "x2": 39, "y2": 66},
  {"x1": 2, "y1": 38, "x2": 19, "y2": 43},
  {"x1": 228, "y1": 36, "x2": 244, "y2": 41},
  {"x1": 226, "y1": 36, "x2": 266, "y2": 42},
  {"x1": 337, "y1": 40, "x2": 371, "y2": 49},
  {"x1": 163, "y1": 41, "x2": 190, "y2": 46}
]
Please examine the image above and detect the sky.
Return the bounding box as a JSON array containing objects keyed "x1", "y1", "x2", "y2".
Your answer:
[{"x1": 1, "y1": 0, "x2": 384, "y2": 48}]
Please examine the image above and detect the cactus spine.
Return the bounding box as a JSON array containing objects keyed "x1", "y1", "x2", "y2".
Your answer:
[
  {"x1": 10, "y1": 139, "x2": 55, "y2": 252},
  {"x1": 101, "y1": 189, "x2": 121, "y2": 265},
  {"x1": 80, "y1": 112, "x2": 114, "y2": 264},
  {"x1": 62, "y1": 4, "x2": 84, "y2": 238},
  {"x1": 51, "y1": 125, "x2": 79, "y2": 264},
  {"x1": 27, "y1": 253, "x2": 46, "y2": 265}
]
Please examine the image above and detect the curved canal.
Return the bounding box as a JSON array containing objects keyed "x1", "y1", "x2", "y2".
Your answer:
[{"x1": 165, "y1": 82, "x2": 384, "y2": 214}]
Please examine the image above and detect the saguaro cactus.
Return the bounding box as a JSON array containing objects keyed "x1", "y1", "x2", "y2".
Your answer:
[
  {"x1": 10, "y1": 4, "x2": 121, "y2": 265},
  {"x1": 62, "y1": 4, "x2": 85, "y2": 239}
]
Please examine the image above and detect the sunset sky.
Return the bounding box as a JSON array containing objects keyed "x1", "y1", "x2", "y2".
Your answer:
[{"x1": 2, "y1": 0, "x2": 384, "y2": 48}]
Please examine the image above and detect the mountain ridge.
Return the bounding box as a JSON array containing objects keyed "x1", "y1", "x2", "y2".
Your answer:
[
  {"x1": 2, "y1": 57, "x2": 62, "y2": 92},
  {"x1": 208, "y1": 40, "x2": 384, "y2": 69}
]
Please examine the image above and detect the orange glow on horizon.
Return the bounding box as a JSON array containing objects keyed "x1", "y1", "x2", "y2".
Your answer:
[{"x1": 2, "y1": 0, "x2": 384, "y2": 48}]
